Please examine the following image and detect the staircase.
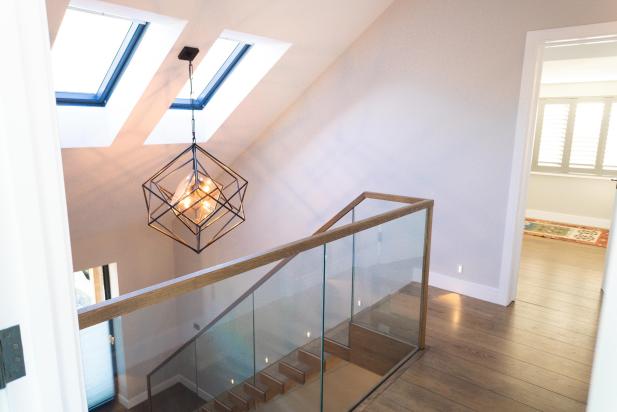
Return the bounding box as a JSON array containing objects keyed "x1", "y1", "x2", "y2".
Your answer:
[
  {"x1": 190, "y1": 300, "x2": 419, "y2": 412},
  {"x1": 75, "y1": 193, "x2": 433, "y2": 412},
  {"x1": 198, "y1": 344, "x2": 329, "y2": 412}
]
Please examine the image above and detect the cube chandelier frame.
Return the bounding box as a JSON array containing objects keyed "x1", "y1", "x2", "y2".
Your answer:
[{"x1": 142, "y1": 46, "x2": 248, "y2": 253}]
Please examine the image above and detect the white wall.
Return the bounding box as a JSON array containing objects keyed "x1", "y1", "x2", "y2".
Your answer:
[
  {"x1": 69, "y1": 224, "x2": 176, "y2": 294},
  {"x1": 173, "y1": 0, "x2": 617, "y2": 303},
  {"x1": 0, "y1": 0, "x2": 85, "y2": 410},
  {"x1": 527, "y1": 174, "x2": 614, "y2": 228}
]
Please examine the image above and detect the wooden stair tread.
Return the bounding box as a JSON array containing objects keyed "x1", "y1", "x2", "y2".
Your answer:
[
  {"x1": 297, "y1": 348, "x2": 322, "y2": 370},
  {"x1": 284, "y1": 358, "x2": 313, "y2": 371},
  {"x1": 258, "y1": 368, "x2": 294, "y2": 393},
  {"x1": 301, "y1": 338, "x2": 323, "y2": 356},
  {"x1": 214, "y1": 396, "x2": 236, "y2": 412},
  {"x1": 227, "y1": 391, "x2": 251, "y2": 411},
  {"x1": 200, "y1": 400, "x2": 218, "y2": 412},
  {"x1": 324, "y1": 337, "x2": 351, "y2": 361},
  {"x1": 243, "y1": 380, "x2": 272, "y2": 402},
  {"x1": 279, "y1": 359, "x2": 313, "y2": 383},
  {"x1": 261, "y1": 366, "x2": 293, "y2": 382}
]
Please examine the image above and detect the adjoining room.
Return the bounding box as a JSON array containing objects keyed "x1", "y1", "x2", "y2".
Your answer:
[{"x1": 519, "y1": 35, "x2": 617, "y2": 316}]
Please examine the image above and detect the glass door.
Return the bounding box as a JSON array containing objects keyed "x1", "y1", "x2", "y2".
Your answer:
[{"x1": 74, "y1": 267, "x2": 116, "y2": 410}]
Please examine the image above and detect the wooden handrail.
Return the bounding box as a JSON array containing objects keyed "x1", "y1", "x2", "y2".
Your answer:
[{"x1": 78, "y1": 192, "x2": 433, "y2": 329}]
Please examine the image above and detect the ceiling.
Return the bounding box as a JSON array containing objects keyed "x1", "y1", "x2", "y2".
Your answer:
[
  {"x1": 542, "y1": 39, "x2": 617, "y2": 84},
  {"x1": 50, "y1": 0, "x2": 393, "y2": 240}
]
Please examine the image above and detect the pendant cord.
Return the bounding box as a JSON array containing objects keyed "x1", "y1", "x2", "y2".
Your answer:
[{"x1": 189, "y1": 60, "x2": 196, "y2": 145}]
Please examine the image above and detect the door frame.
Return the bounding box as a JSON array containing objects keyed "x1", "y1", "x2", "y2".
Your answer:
[{"x1": 499, "y1": 21, "x2": 617, "y2": 305}]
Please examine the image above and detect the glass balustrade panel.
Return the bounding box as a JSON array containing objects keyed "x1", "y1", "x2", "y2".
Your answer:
[
  {"x1": 352, "y1": 209, "x2": 427, "y2": 346},
  {"x1": 321, "y1": 209, "x2": 427, "y2": 411},
  {"x1": 195, "y1": 295, "x2": 255, "y2": 409},
  {"x1": 253, "y1": 246, "x2": 325, "y2": 411}
]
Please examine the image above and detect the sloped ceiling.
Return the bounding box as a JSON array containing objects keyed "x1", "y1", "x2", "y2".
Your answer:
[{"x1": 51, "y1": 0, "x2": 393, "y2": 241}]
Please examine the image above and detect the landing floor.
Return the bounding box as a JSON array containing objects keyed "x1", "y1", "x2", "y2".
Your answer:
[{"x1": 360, "y1": 235, "x2": 604, "y2": 411}]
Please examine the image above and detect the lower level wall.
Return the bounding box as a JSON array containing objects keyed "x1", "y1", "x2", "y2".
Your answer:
[{"x1": 69, "y1": 223, "x2": 179, "y2": 405}]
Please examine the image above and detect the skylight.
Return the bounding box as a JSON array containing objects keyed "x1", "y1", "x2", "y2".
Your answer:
[
  {"x1": 146, "y1": 30, "x2": 291, "y2": 146},
  {"x1": 171, "y1": 38, "x2": 251, "y2": 110},
  {"x1": 52, "y1": 8, "x2": 147, "y2": 106}
]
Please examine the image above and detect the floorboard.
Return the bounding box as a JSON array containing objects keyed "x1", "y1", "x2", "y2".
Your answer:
[{"x1": 361, "y1": 235, "x2": 604, "y2": 411}]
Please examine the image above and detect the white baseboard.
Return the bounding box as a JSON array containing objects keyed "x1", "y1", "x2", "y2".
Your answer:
[
  {"x1": 116, "y1": 393, "x2": 131, "y2": 409},
  {"x1": 429, "y1": 271, "x2": 503, "y2": 305},
  {"x1": 526, "y1": 209, "x2": 611, "y2": 229}
]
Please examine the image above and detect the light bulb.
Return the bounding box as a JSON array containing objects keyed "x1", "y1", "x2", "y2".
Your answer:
[
  {"x1": 170, "y1": 172, "x2": 221, "y2": 224},
  {"x1": 306, "y1": 331, "x2": 311, "y2": 338},
  {"x1": 264, "y1": 357, "x2": 269, "y2": 364},
  {"x1": 181, "y1": 197, "x2": 192, "y2": 210}
]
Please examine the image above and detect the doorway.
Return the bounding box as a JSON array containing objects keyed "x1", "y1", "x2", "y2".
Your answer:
[
  {"x1": 502, "y1": 29, "x2": 617, "y2": 407},
  {"x1": 503, "y1": 21, "x2": 617, "y2": 305},
  {"x1": 73, "y1": 264, "x2": 120, "y2": 411},
  {"x1": 519, "y1": 33, "x2": 617, "y2": 289}
]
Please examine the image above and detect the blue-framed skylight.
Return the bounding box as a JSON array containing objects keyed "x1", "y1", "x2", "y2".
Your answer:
[
  {"x1": 52, "y1": 8, "x2": 147, "y2": 107},
  {"x1": 171, "y1": 38, "x2": 251, "y2": 110}
]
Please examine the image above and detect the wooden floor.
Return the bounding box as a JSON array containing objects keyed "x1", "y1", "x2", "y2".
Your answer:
[{"x1": 360, "y1": 235, "x2": 604, "y2": 411}]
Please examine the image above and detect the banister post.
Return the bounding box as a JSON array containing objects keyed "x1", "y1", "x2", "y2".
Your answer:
[{"x1": 418, "y1": 203, "x2": 433, "y2": 350}]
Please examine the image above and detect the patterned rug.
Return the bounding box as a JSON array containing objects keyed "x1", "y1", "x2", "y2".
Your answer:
[{"x1": 524, "y1": 218, "x2": 609, "y2": 248}]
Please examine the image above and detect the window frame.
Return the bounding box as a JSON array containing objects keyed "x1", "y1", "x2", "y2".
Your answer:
[
  {"x1": 55, "y1": 19, "x2": 148, "y2": 107},
  {"x1": 170, "y1": 42, "x2": 252, "y2": 110},
  {"x1": 532, "y1": 96, "x2": 617, "y2": 177}
]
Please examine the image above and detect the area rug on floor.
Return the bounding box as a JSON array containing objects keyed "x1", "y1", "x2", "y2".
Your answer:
[{"x1": 524, "y1": 218, "x2": 609, "y2": 248}]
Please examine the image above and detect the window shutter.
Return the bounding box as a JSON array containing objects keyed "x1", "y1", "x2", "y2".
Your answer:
[
  {"x1": 569, "y1": 102, "x2": 605, "y2": 169},
  {"x1": 537, "y1": 103, "x2": 570, "y2": 167},
  {"x1": 603, "y1": 103, "x2": 617, "y2": 171}
]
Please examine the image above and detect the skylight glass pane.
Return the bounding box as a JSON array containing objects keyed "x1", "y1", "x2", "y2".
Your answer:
[
  {"x1": 537, "y1": 103, "x2": 569, "y2": 167},
  {"x1": 52, "y1": 8, "x2": 133, "y2": 94},
  {"x1": 603, "y1": 103, "x2": 617, "y2": 170},
  {"x1": 177, "y1": 38, "x2": 240, "y2": 99},
  {"x1": 569, "y1": 102, "x2": 604, "y2": 169}
]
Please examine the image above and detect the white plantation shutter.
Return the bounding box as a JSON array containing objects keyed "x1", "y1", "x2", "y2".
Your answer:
[
  {"x1": 569, "y1": 102, "x2": 604, "y2": 169},
  {"x1": 603, "y1": 103, "x2": 617, "y2": 171},
  {"x1": 537, "y1": 103, "x2": 570, "y2": 167},
  {"x1": 533, "y1": 98, "x2": 617, "y2": 176}
]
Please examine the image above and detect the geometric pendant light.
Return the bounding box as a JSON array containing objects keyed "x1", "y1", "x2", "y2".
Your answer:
[{"x1": 142, "y1": 47, "x2": 248, "y2": 253}]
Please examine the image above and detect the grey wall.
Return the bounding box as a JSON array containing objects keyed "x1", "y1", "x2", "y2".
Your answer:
[{"x1": 177, "y1": 0, "x2": 617, "y2": 292}]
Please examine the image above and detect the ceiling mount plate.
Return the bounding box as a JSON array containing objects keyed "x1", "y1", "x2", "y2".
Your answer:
[{"x1": 178, "y1": 46, "x2": 199, "y2": 62}]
